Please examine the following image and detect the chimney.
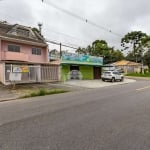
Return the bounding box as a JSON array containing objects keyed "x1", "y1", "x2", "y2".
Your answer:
[{"x1": 38, "y1": 22, "x2": 43, "y2": 34}]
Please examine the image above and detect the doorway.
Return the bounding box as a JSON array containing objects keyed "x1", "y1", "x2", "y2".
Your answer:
[
  {"x1": 93, "y1": 67, "x2": 101, "y2": 79},
  {"x1": 70, "y1": 65, "x2": 79, "y2": 71},
  {"x1": 70, "y1": 65, "x2": 80, "y2": 80}
]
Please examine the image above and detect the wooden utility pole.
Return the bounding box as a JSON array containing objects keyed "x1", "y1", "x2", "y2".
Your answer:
[{"x1": 60, "y1": 43, "x2": 62, "y2": 58}]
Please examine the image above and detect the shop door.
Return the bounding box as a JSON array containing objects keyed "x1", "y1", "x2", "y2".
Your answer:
[{"x1": 94, "y1": 67, "x2": 101, "y2": 79}]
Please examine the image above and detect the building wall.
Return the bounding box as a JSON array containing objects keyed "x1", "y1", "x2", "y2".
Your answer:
[
  {"x1": 79, "y1": 66, "x2": 93, "y2": 79},
  {"x1": 0, "y1": 63, "x2": 4, "y2": 83},
  {"x1": 1, "y1": 40, "x2": 48, "y2": 63},
  {"x1": 61, "y1": 65, "x2": 70, "y2": 81},
  {"x1": 0, "y1": 39, "x2": 1, "y2": 60},
  {"x1": 61, "y1": 65, "x2": 94, "y2": 80}
]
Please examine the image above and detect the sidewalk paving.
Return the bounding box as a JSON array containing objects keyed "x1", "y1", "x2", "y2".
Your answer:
[
  {"x1": 0, "y1": 78, "x2": 136, "y2": 102},
  {"x1": 63, "y1": 78, "x2": 136, "y2": 88}
]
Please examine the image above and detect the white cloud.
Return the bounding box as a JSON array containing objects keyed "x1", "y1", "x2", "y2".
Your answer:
[{"x1": 1, "y1": 0, "x2": 150, "y2": 50}]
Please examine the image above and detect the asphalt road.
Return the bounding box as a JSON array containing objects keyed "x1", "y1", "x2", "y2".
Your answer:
[{"x1": 0, "y1": 80, "x2": 150, "y2": 150}]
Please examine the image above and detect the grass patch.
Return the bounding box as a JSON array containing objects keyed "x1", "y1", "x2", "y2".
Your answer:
[
  {"x1": 20, "y1": 88, "x2": 68, "y2": 98},
  {"x1": 126, "y1": 72, "x2": 150, "y2": 77}
]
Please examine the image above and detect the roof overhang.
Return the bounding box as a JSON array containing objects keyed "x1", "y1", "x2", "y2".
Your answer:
[
  {"x1": 0, "y1": 35, "x2": 48, "y2": 47},
  {"x1": 61, "y1": 61, "x2": 102, "y2": 66}
]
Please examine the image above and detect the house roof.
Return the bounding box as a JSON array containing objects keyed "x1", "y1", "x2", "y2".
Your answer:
[
  {"x1": 112, "y1": 60, "x2": 141, "y2": 66},
  {"x1": 0, "y1": 21, "x2": 47, "y2": 46}
]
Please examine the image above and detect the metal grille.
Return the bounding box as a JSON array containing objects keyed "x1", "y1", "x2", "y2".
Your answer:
[{"x1": 5, "y1": 64, "x2": 59, "y2": 84}]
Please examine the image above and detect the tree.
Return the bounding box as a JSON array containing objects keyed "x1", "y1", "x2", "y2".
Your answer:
[
  {"x1": 111, "y1": 50, "x2": 124, "y2": 62},
  {"x1": 125, "y1": 52, "x2": 141, "y2": 62},
  {"x1": 76, "y1": 47, "x2": 87, "y2": 54},
  {"x1": 76, "y1": 39, "x2": 124, "y2": 64},
  {"x1": 121, "y1": 31, "x2": 148, "y2": 62},
  {"x1": 144, "y1": 50, "x2": 150, "y2": 70},
  {"x1": 92, "y1": 40, "x2": 109, "y2": 56}
]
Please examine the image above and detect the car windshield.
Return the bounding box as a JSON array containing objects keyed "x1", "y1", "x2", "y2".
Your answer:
[
  {"x1": 113, "y1": 71, "x2": 121, "y2": 75},
  {"x1": 104, "y1": 72, "x2": 111, "y2": 74}
]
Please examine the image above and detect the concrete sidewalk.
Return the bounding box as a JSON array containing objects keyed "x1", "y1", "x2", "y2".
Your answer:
[
  {"x1": 63, "y1": 79, "x2": 136, "y2": 88},
  {"x1": 0, "y1": 78, "x2": 136, "y2": 102},
  {"x1": 0, "y1": 82, "x2": 84, "y2": 102}
]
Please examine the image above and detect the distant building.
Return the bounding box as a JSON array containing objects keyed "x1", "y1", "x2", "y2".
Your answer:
[{"x1": 112, "y1": 60, "x2": 142, "y2": 74}]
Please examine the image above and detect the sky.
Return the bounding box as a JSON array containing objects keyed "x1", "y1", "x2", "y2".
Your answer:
[{"x1": 0, "y1": 0, "x2": 150, "y2": 52}]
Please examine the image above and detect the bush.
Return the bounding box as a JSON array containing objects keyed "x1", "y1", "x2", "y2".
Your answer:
[{"x1": 20, "y1": 88, "x2": 67, "y2": 98}]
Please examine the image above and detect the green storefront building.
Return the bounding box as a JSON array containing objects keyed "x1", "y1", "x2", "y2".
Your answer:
[{"x1": 61, "y1": 53, "x2": 103, "y2": 81}]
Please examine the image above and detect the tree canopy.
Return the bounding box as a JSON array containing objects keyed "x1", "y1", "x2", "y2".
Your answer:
[
  {"x1": 76, "y1": 40, "x2": 124, "y2": 64},
  {"x1": 121, "y1": 31, "x2": 148, "y2": 53},
  {"x1": 144, "y1": 50, "x2": 150, "y2": 70}
]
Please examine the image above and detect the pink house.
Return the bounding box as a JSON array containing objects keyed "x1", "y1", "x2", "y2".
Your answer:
[{"x1": 0, "y1": 21, "x2": 59, "y2": 85}]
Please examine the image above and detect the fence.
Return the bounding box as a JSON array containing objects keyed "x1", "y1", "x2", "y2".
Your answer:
[{"x1": 5, "y1": 64, "x2": 59, "y2": 85}]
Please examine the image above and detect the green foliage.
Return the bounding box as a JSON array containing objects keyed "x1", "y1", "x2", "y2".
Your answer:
[
  {"x1": 32, "y1": 27, "x2": 40, "y2": 33},
  {"x1": 121, "y1": 31, "x2": 148, "y2": 63},
  {"x1": 126, "y1": 72, "x2": 150, "y2": 77},
  {"x1": 76, "y1": 39, "x2": 124, "y2": 64},
  {"x1": 121, "y1": 31, "x2": 147, "y2": 51},
  {"x1": 111, "y1": 50, "x2": 124, "y2": 63},
  {"x1": 20, "y1": 89, "x2": 67, "y2": 98},
  {"x1": 125, "y1": 52, "x2": 141, "y2": 62},
  {"x1": 144, "y1": 50, "x2": 150, "y2": 69}
]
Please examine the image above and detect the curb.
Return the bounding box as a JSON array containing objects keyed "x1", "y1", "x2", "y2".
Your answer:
[
  {"x1": 0, "y1": 97, "x2": 18, "y2": 103},
  {"x1": 125, "y1": 76, "x2": 150, "y2": 80}
]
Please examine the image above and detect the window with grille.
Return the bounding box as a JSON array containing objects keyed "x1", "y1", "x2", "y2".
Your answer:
[
  {"x1": 8, "y1": 45, "x2": 20, "y2": 52},
  {"x1": 32, "y1": 48, "x2": 42, "y2": 55}
]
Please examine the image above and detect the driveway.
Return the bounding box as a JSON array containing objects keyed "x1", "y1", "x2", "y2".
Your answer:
[{"x1": 63, "y1": 78, "x2": 136, "y2": 88}]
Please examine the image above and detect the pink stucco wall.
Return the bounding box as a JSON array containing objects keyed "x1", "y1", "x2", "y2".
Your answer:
[
  {"x1": 0, "y1": 39, "x2": 1, "y2": 60},
  {"x1": 1, "y1": 40, "x2": 48, "y2": 63},
  {"x1": 0, "y1": 63, "x2": 4, "y2": 83}
]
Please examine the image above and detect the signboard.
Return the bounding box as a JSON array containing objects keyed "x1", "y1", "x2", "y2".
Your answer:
[
  {"x1": 13, "y1": 65, "x2": 29, "y2": 73},
  {"x1": 61, "y1": 53, "x2": 103, "y2": 66},
  {"x1": 9, "y1": 72, "x2": 21, "y2": 81}
]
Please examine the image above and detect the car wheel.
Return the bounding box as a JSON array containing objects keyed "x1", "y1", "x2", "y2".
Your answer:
[
  {"x1": 121, "y1": 77, "x2": 124, "y2": 82},
  {"x1": 102, "y1": 79, "x2": 105, "y2": 81},
  {"x1": 111, "y1": 77, "x2": 115, "y2": 82}
]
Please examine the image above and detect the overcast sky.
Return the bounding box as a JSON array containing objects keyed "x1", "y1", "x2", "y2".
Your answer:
[{"x1": 0, "y1": 0, "x2": 150, "y2": 51}]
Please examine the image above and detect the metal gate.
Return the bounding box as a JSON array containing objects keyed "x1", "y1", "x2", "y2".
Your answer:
[{"x1": 5, "y1": 64, "x2": 59, "y2": 84}]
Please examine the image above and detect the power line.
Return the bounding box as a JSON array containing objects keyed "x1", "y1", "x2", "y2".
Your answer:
[
  {"x1": 46, "y1": 39, "x2": 78, "y2": 50},
  {"x1": 45, "y1": 36, "x2": 80, "y2": 48},
  {"x1": 43, "y1": 0, "x2": 122, "y2": 37},
  {"x1": 45, "y1": 25, "x2": 90, "y2": 45}
]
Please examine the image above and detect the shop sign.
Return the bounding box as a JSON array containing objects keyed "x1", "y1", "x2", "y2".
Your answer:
[
  {"x1": 13, "y1": 65, "x2": 29, "y2": 73},
  {"x1": 61, "y1": 53, "x2": 103, "y2": 65}
]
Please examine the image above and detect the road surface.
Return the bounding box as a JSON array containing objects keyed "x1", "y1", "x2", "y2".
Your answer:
[{"x1": 0, "y1": 80, "x2": 150, "y2": 150}]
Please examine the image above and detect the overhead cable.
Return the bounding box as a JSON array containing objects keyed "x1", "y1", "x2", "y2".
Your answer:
[{"x1": 43, "y1": 0, "x2": 122, "y2": 37}]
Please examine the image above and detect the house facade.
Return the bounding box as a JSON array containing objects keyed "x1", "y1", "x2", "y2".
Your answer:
[
  {"x1": 0, "y1": 21, "x2": 59, "y2": 85},
  {"x1": 49, "y1": 52, "x2": 103, "y2": 81},
  {"x1": 61, "y1": 53, "x2": 103, "y2": 81},
  {"x1": 112, "y1": 60, "x2": 142, "y2": 74}
]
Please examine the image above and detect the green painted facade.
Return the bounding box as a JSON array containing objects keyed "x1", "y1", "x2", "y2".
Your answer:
[
  {"x1": 61, "y1": 65, "x2": 70, "y2": 81},
  {"x1": 60, "y1": 53, "x2": 103, "y2": 81},
  {"x1": 61, "y1": 65, "x2": 95, "y2": 81},
  {"x1": 79, "y1": 66, "x2": 93, "y2": 79}
]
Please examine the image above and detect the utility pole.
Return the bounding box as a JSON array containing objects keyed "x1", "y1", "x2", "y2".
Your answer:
[
  {"x1": 60, "y1": 43, "x2": 62, "y2": 58},
  {"x1": 141, "y1": 49, "x2": 144, "y2": 74}
]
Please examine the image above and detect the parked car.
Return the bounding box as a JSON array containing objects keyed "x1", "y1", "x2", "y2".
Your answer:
[
  {"x1": 70, "y1": 70, "x2": 80, "y2": 79},
  {"x1": 101, "y1": 71, "x2": 124, "y2": 82}
]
